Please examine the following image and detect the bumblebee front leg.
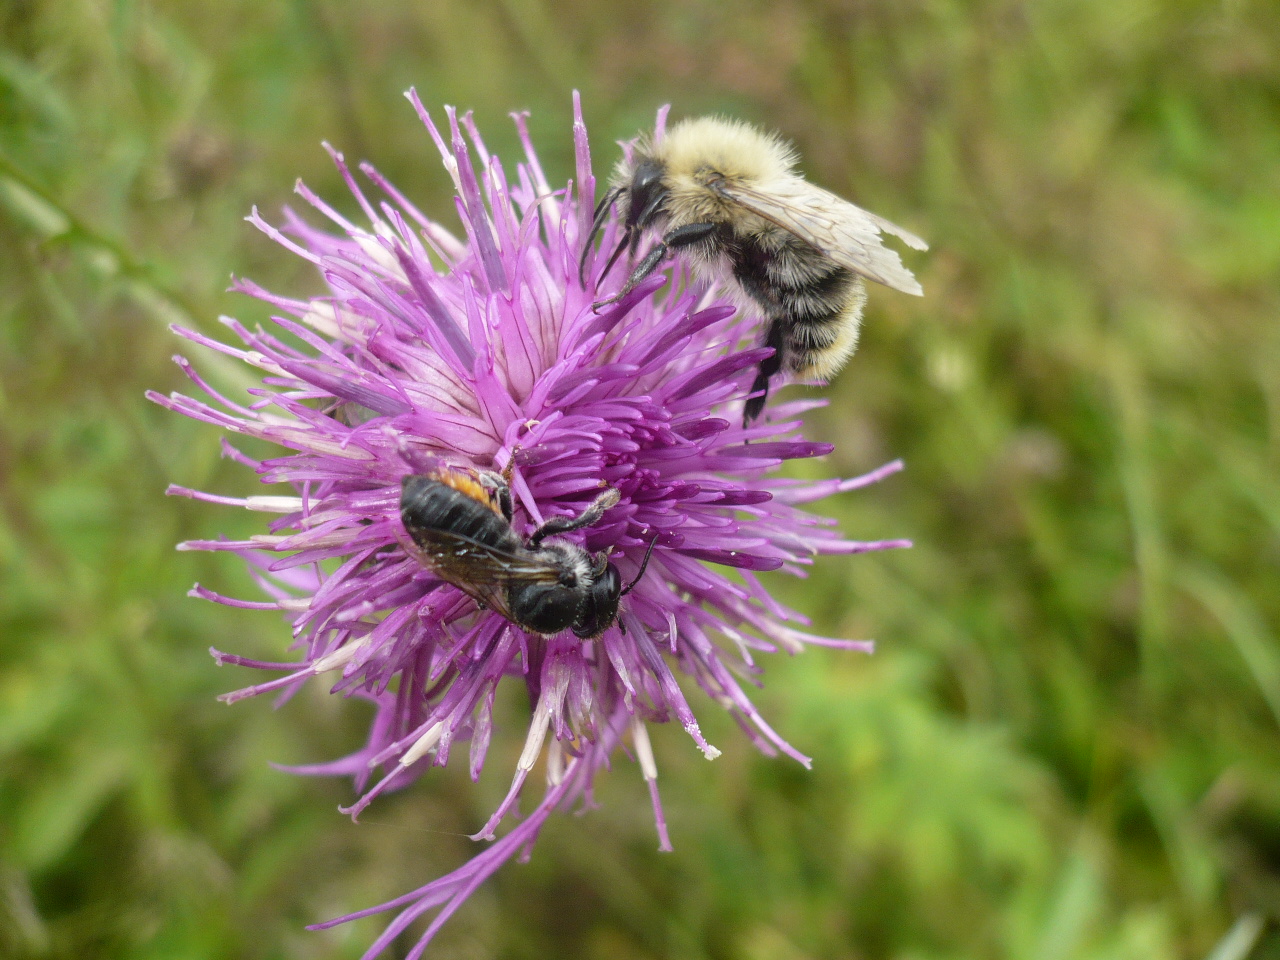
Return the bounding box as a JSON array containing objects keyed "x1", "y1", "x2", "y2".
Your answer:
[
  {"x1": 592, "y1": 222, "x2": 720, "y2": 310},
  {"x1": 528, "y1": 488, "x2": 622, "y2": 546}
]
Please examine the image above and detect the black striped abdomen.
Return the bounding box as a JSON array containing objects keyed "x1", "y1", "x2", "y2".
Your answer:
[
  {"x1": 729, "y1": 232, "x2": 866, "y2": 379},
  {"x1": 401, "y1": 477, "x2": 519, "y2": 552}
]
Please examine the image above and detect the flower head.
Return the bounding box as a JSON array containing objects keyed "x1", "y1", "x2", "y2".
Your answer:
[{"x1": 151, "y1": 92, "x2": 908, "y2": 959}]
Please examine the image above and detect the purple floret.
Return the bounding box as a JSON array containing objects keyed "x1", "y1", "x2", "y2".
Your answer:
[{"x1": 151, "y1": 91, "x2": 908, "y2": 959}]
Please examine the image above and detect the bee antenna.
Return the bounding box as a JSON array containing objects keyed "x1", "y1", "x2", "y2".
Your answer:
[
  {"x1": 598, "y1": 233, "x2": 630, "y2": 286},
  {"x1": 619, "y1": 535, "x2": 659, "y2": 596},
  {"x1": 579, "y1": 187, "x2": 621, "y2": 287},
  {"x1": 592, "y1": 185, "x2": 620, "y2": 220}
]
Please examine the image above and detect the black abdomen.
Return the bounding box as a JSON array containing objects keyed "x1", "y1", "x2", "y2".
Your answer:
[
  {"x1": 401, "y1": 477, "x2": 518, "y2": 551},
  {"x1": 729, "y1": 232, "x2": 858, "y2": 373}
]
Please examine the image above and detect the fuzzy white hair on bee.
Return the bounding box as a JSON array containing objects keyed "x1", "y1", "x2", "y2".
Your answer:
[
  {"x1": 640, "y1": 117, "x2": 798, "y2": 184},
  {"x1": 581, "y1": 113, "x2": 926, "y2": 426}
]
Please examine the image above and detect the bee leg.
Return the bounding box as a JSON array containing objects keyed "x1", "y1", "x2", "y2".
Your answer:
[
  {"x1": 473, "y1": 471, "x2": 514, "y2": 522},
  {"x1": 591, "y1": 244, "x2": 667, "y2": 311},
  {"x1": 592, "y1": 222, "x2": 720, "y2": 311},
  {"x1": 474, "y1": 460, "x2": 517, "y2": 522},
  {"x1": 499, "y1": 445, "x2": 522, "y2": 486},
  {"x1": 664, "y1": 222, "x2": 721, "y2": 244},
  {"x1": 494, "y1": 482, "x2": 513, "y2": 523},
  {"x1": 744, "y1": 321, "x2": 786, "y2": 426},
  {"x1": 528, "y1": 488, "x2": 622, "y2": 546}
]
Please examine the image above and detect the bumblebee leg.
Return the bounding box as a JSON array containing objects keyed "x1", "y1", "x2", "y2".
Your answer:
[
  {"x1": 591, "y1": 243, "x2": 666, "y2": 310},
  {"x1": 744, "y1": 320, "x2": 786, "y2": 425},
  {"x1": 650, "y1": 221, "x2": 716, "y2": 244},
  {"x1": 528, "y1": 488, "x2": 622, "y2": 546},
  {"x1": 592, "y1": 222, "x2": 719, "y2": 311}
]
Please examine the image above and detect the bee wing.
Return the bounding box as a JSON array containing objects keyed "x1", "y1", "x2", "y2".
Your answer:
[
  {"x1": 403, "y1": 526, "x2": 562, "y2": 621},
  {"x1": 713, "y1": 177, "x2": 927, "y2": 296}
]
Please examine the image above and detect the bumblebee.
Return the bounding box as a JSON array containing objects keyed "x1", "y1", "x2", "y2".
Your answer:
[
  {"x1": 400, "y1": 466, "x2": 651, "y2": 638},
  {"x1": 582, "y1": 116, "x2": 927, "y2": 423}
]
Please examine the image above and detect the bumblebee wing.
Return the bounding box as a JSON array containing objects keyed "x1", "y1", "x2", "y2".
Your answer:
[
  {"x1": 404, "y1": 525, "x2": 562, "y2": 620},
  {"x1": 713, "y1": 177, "x2": 927, "y2": 296}
]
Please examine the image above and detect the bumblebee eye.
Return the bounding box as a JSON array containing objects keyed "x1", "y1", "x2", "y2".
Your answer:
[
  {"x1": 631, "y1": 158, "x2": 664, "y2": 193},
  {"x1": 626, "y1": 159, "x2": 668, "y2": 233}
]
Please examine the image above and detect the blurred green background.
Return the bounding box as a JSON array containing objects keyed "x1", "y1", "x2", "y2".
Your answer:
[{"x1": 3, "y1": 0, "x2": 1279, "y2": 957}]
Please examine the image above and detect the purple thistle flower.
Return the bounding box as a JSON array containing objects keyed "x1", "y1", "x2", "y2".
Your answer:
[{"x1": 151, "y1": 91, "x2": 910, "y2": 959}]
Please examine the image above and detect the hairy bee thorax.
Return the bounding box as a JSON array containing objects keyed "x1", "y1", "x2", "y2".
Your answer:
[
  {"x1": 613, "y1": 117, "x2": 797, "y2": 233},
  {"x1": 535, "y1": 541, "x2": 594, "y2": 588},
  {"x1": 657, "y1": 117, "x2": 797, "y2": 182}
]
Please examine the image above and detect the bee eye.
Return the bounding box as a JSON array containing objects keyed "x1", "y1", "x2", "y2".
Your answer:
[
  {"x1": 572, "y1": 564, "x2": 622, "y2": 639},
  {"x1": 632, "y1": 158, "x2": 663, "y2": 191}
]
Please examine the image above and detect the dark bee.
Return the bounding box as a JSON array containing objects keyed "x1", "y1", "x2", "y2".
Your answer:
[
  {"x1": 581, "y1": 116, "x2": 926, "y2": 424},
  {"x1": 400, "y1": 466, "x2": 652, "y2": 638}
]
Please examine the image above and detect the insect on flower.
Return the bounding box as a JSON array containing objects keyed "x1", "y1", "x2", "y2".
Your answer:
[
  {"x1": 153, "y1": 92, "x2": 912, "y2": 960},
  {"x1": 583, "y1": 115, "x2": 927, "y2": 423},
  {"x1": 400, "y1": 463, "x2": 655, "y2": 638}
]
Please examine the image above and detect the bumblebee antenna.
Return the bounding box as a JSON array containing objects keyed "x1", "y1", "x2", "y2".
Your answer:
[
  {"x1": 597, "y1": 233, "x2": 630, "y2": 285},
  {"x1": 620, "y1": 535, "x2": 659, "y2": 596},
  {"x1": 579, "y1": 187, "x2": 621, "y2": 287}
]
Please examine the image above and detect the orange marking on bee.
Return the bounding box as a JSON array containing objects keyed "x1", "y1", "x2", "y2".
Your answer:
[{"x1": 425, "y1": 467, "x2": 502, "y2": 515}]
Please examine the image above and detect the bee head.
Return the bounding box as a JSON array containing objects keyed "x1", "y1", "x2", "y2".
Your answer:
[
  {"x1": 624, "y1": 157, "x2": 668, "y2": 237},
  {"x1": 570, "y1": 536, "x2": 658, "y2": 639},
  {"x1": 571, "y1": 556, "x2": 622, "y2": 639},
  {"x1": 579, "y1": 154, "x2": 670, "y2": 287}
]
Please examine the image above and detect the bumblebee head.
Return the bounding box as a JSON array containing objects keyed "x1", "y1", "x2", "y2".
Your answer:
[
  {"x1": 623, "y1": 157, "x2": 668, "y2": 238},
  {"x1": 579, "y1": 153, "x2": 670, "y2": 288}
]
